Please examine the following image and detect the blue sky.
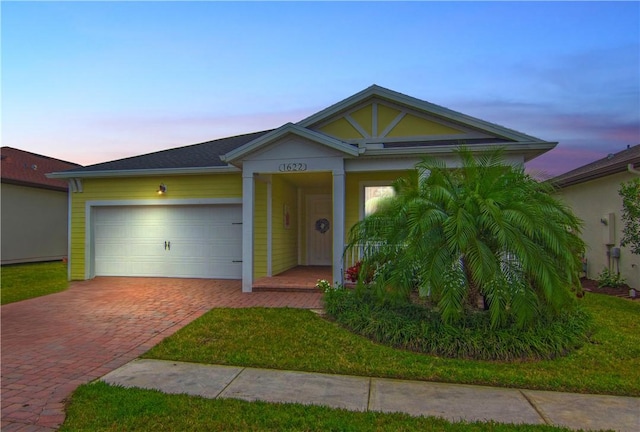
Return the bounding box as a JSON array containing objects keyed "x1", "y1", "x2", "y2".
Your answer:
[{"x1": 2, "y1": 1, "x2": 639, "y2": 177}]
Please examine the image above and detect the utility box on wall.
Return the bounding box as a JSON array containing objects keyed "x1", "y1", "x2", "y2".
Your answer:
[{"x1": 602, "y1": 212, "x2": 616, "y2": 246}]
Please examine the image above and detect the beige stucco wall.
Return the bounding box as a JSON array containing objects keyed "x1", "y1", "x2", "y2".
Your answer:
[
  {"x1": 555, "y1": 171, "x2": 640, "y2": 289},
  {"x1": 1, "y1": 183, "x2": 69, "y2": 264}
]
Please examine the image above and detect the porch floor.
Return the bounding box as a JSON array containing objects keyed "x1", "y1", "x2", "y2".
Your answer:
[{"x1": 253, "y1": 266, "x2": 332, "y2": 292}]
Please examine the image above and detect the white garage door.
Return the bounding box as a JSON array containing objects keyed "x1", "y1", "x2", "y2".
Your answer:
[{"x1": 94, "y1": 205, "x2": 242, "y2": 279}]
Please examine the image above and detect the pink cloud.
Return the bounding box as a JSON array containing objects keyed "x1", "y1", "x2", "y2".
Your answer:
[
  {"x1": 525, "y1": 146, "x2": 609, "y2": 179},
  {"x1": 45, "y1": 108, "x2": 320, "y2": 166}
]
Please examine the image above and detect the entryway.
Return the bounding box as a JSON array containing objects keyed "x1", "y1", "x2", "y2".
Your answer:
[{"x1": 253, "y1": 266, "x2": 332, "y2": 292}]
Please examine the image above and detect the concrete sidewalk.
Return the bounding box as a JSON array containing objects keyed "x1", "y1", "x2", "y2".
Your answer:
[{"x1": 101, "y1": 359, "x2": 639, "y2": 432}]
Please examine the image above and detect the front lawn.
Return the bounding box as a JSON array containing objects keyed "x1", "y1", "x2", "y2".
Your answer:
[
  {"x1": 62, "y1": 381, "x2": 574, "y2": 432},
  {"x1": 144, "y1": 293, "x2": 640, "y2": 396},
  {"x1": 0, "y1": 261, "x2": 68, "y2": 305}
]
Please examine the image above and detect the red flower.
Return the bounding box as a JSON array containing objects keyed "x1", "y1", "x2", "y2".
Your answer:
[{"x1": 346, "y1": 261, "x2": 373, "y2": 283}]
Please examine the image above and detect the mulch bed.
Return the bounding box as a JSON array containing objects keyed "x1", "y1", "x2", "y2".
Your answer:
[{"x1": 581, "y1": 278, "x2": 639, "y2": 300}]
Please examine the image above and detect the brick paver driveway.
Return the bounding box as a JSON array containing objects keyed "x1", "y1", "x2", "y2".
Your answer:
[{"x1": 1, "y1": 277, "x2": 323, "y2": 431}]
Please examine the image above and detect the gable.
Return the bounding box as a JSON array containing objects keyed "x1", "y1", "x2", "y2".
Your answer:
[
  {"x1": 298, "y1": 85, "x2": 552, "y2": 152},
  {"x1": 310, "y1": 97, "x2": 501, "y2": 146},
  {"x1": 243, "y1": 135, "x2": 352, "y2": 162},
  {"x1": 222, "y1": 123, "x2": 358, "y2": 166}
]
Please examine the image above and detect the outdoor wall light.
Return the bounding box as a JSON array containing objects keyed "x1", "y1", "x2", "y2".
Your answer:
[{"x1": 157, "y1": 183, "x2": 167, "y2": 194}]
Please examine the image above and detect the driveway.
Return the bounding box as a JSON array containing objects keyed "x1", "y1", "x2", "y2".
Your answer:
[{"x1": 1, "y1": 277, "x2": 323, "y2": 431}]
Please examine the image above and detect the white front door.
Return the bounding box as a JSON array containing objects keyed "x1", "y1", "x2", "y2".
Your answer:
[
  {"x1": 94, "y1": 205, "x2": 242, "y2": 278},
  {"x1": 306, "y1": 194, "x2": 332, "y2": 266}
]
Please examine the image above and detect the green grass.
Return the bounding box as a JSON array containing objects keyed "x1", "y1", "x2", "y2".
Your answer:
[
  {"x1": 0, "y1": 261, "x2": 68, "y2": 305},
  {"x1": 144, "y1": 294, "x2": 640, "y2": 396},
  {"x1": 61, "y1": 381, "x2": 575, "y2": 432}
]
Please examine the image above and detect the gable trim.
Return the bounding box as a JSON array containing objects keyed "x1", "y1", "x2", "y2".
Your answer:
[
  {"x1": 345, "y1": 114, "x2": 371, "y2": 139},
  {"x1": 379, "y1": 111, "x2": 406, "y2": 138}
]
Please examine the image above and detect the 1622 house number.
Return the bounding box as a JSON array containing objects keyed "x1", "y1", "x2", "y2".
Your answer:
[{"x1": 278, "y1": 163, "x2": 307, "y2": 172}]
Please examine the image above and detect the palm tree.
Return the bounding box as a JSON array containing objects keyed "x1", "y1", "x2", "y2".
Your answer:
[{"x1": 347, "y1": 148, "x2": 585, "y2": 329}]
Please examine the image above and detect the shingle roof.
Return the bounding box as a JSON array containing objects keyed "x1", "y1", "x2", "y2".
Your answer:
[
  {"x1": 551, "y1": 144, "x2": 640, "y2": 188},
  {"x1": 60, "y1": 130, "x2": 272, "y2": 174},
  {"x1": 1, "y1": 147, "x2": 82, "y2": 191}
]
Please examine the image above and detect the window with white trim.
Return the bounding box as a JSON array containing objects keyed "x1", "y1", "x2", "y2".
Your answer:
[{"x1": 363, "y1": 185, "x2": 395, "y2": 217}]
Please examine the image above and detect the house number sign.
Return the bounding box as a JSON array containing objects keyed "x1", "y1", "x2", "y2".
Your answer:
[{"x1": 279, "y1": 163, "x2": 307, "y2": 172}]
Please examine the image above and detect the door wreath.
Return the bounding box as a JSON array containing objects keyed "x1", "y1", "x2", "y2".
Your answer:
[{"x1": 315, "y1": 218, "x2": 330, "y2": 234}]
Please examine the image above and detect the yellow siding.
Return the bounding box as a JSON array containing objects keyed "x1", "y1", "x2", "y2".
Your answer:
[
  {"x1": 377, "y1": 104, "x2": 402, "y2": 136},
  {"x1": 344, "y1": 171, "x2": 409, "y2": 241},
  {"x1": 69, "y1": 174, "x2": 242, "y2": 280},
  {"x1": 387, "y1": 113, "x2": 463, "y2": 137},
  {"x1": 319, "y1": 117, "x2": 363, "y2": 140},
  {"x1": 254, "y1": 181, "x2": 268, "y2": 278},
  {"x1": 350, "y1": 105, "x2": 372, "y2": 136},
  {"x1": 69, "y1": 191, "x2": 86, "y2": 280},
  {"x1": 272, "y1": 176, "x2": 298, "y2": 274}
]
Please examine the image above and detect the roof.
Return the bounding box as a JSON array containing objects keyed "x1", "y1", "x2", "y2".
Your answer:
[
  {"x1": 53, "y1": 130, "x2": 271, "y2": 177},
  {"x1": 50, "y1": 85, "x2": 556, "y2": 179},
  {"x1": 551, "y1": 144, "x2": 640, "y2": 188},
  {"x1": 1, "y1": 147, "x2": 82, "y2": 191}
]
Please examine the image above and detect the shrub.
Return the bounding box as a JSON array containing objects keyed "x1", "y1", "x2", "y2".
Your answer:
[
  {"x1": 596, "y1": 268, "x2": 627, "y2": 288},
  {"x1": 346, "y1": 148, "x2": 585, "y2": 329},
  {"x1": 324, "y1": 287, "x2": 592, "y2": 361},
  {"x1": 619, "y1": 178, "x2": 640, "y2": 255}
]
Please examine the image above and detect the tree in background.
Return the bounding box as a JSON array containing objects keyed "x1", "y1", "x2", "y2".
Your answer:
[
  {"x1": 346, "y1": 148, "x2": 585, "y2": 329},
  {"x1": 619, "y1": 178, "x2": 640, "y2": 255}
]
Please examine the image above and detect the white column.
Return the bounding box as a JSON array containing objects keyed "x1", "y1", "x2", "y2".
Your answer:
[
  {"x1": 266, "y1": 179, "x2": 272, "y2": 277},
  {"x1": 332, "y1": 168, "x2": 345, "y2": 285},
  {"x1": 242, "y1": 172, "x2": 254, "y2": 292}
]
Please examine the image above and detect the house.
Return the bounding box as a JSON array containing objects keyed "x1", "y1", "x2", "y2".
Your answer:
[
  {"x1": 552, "y1": 145, "x2": 640, "y2": 290},
  {"x1": 49, "y1": 85, "x2": 557, "y2": 291},
  {"x1": 1, "y1": 147, "x2": 81, "y2": 264}
]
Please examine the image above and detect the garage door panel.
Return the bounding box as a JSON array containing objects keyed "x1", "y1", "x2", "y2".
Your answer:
[{"x1": 94, "y1": 205, "x2": 242, "y2": 279}]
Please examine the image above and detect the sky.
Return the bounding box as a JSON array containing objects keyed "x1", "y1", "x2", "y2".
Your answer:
[{"x1": 2, "y1": 1, "x2": 639, "y2": 178}]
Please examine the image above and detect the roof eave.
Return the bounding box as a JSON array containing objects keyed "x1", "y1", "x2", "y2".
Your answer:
[
  {"x1": 552, "y1": 161, "x2": 640, "y2": 188},
  {"x1": 1, "y1": 178, "x2": 68, "y2": 192},
  {"x1": 362, "y1": 141, "x2": 556, "y2": 160},
  {"x1": 46, "y1": 165, "x2": 240, "y2": 179}
]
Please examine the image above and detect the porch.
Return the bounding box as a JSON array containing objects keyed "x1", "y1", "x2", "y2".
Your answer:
[{"x1": 252, "y1": 266, "x2": 332, "y2": 292}]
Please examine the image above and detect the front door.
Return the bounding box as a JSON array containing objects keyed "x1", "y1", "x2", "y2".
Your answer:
[{"x1": 306, "y1": 194, "x2": 332, "y2": 266}]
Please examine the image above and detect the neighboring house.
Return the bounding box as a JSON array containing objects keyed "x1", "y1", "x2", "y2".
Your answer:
[
  {"x1": 552, "y1": 145, "x2": 640, "y2": 290},
  {"x1": 1, "y1": 147, "x2": 82, "y2": 264},
  {"x1": 49, "y1": 85, "x2": 557, "y2": 291}
]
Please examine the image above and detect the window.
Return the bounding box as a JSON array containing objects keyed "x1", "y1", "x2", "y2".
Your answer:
[{"x1": 363, "y1": 185, "x2": 394, "y2": 217}]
